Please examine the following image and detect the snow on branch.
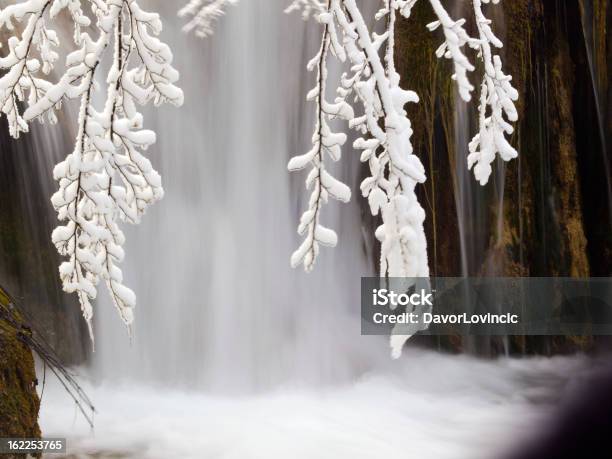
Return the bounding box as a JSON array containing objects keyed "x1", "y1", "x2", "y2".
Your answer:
[
  {"x1": 288, "y1": 0, "x2": 429, "y2": 279},
  {"x1": 343, "y1": 0, "x2": 428, "y2": 279},
  {"x1": 285, "y1": 0, "x2": 520, "y2": 280},
  {"x1": 285, "y1": 0, "x2": 325, "y2": 19},
  {"x1": 467, "y1": 0, "x2": 518, "y2": 184},
  {"x1": 178, "y1": 0, "x2": 237, "y2": 37},
  {"x1": 287, "y1": 7, "x2": 353, "y2": 271},
  {"x1": 287, "y1": 0, "x2": 520, "y2": 357},
  {"x1": 0, "y1": 0, "x2": 183, "y2": 340},
  {"x1": 421, "y1": 0, "x2": 519, "y2": 184},
  {"x1": 425, "y1": 0, "x2": 478, "y2": 102}
]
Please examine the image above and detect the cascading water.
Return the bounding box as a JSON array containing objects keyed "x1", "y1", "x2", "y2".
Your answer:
[
  {"x1": 92, "y1": 0, "x2": 383, "y2": 392},
  {"x1": 452, "y1": 92, "x2": 487, "y2": 277},
  {"x1": 450, "y1": 0, "x2": 509, "y2": 279},
  {"x1": 449, "y1": 0, "x2": 510, "y2": 356},
  {"x1": 450, "y1": 0, "x2": 490, "y2": 279}
]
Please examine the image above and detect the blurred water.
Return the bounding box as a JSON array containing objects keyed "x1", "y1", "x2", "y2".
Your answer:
[
  {"x1": 41, "y1": 349, "x2": 590, "y2": 459},
  {"x1": 92, "y1": 0, "x2": 383, "y2": 392},
  {"x1": 450, "y1": 0, "x2": 507, "y2": 279}
]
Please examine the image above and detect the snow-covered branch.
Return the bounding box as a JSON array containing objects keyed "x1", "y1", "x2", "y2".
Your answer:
[
  {"x1": 286, "y1": 0, "x2": 520, "y2": 278},
  {"x1": 343, "y1": 0, "x2": 428, "y2": 278},
  {"x1": 288, "y1": 9, "x2": 353, "y2": 271},
  {"x1": 178, "y1": 0, "x2": 237, "y2": 37},
  {"x1": 285, "y1": 0, "x2": 325, "y2": 19},
  {"x1": 0, "y1": 0, "x2": 183, "y2": 339},
  {"x1": 286, "y1": 0, "x2": 521, "y2": 357},
  {"x1": 0, "y1": 0, "x2": 57, "y2": 137},
  {"x1": 425, "y1": 0, "x2": 478, "y2": 102},
  {"x1": 467, "y1": 0, "x2": 518, "y2": 185},
  {"x1": 421, "y1": 0, "x2": 519, "y2": 184},
  {"x1": 288, "y1": 0, "x2": 428, "y2": 279}
]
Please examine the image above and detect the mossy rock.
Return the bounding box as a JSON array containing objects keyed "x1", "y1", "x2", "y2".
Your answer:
[{"x1": 0, "y1": 288, "x2": 41, "y2": 458}]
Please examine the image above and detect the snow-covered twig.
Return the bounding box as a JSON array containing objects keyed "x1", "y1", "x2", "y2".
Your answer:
[
  {"x1": 390, "y1": 0, "x2": 418, "y2": 19},
  {"x1": 286, "y1": 0, "x2": 521, "y2": 358},
  {"x1": 0, "y1": 0, "x2": 183, "y2": 340},
  {"x1": 341, "y1": 0, "x2": 428, "y2": 279},
  {"x1": 178, "y1": 0, "x2": 237, "y2": 37},
  {"x1": 467, "y1": 0, "x2": 518, "y2": 184},
  {"x1": 0, "y1": 0, "x2": 59, "y2": 137},
  {"x1": 287, "y1": 0, "x2": 429, "y2": 276},
  {"x1": 285, "y1": 0, "x2": 325, "y2": 19},
  {"x1": 422, "y1": 0, "x2": 519, "y2": 183},
  {"x1": 288, "y1": 0, "x2": 429, "y2": 280},
  {"x1": 425, "y1": 0, "x2": 478, "y2": 102},
  {"x1": 288, "y1": 6, "x2": 353, "y2": 271},
  {"x1": 289, "y1": 1, "x2": 430, "y2": 278}
]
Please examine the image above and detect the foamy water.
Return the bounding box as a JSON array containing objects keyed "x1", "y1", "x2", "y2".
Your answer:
[{"x1": 40, "y1": 350, "x2": 589, "y2": 459}]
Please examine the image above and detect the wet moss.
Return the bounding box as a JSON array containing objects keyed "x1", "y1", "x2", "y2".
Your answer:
[
  {"x1": 546, "y1": 7, "x2": 590, "y2": 277},
  {"x1": 395, "y1": 2, "x2": 454, "y2": 148},
  {"x1": 395, "y1": 3, "x2": 460, "y2": 277},
  {"x1": 0, "y1": 288, "x2": 41, "y2": 456},
  {"x1": 501, "y1": 0, "x2": 536, "y2": 117}
]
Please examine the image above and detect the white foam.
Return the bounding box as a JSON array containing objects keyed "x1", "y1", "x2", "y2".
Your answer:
[{"x1": 40, "y1": 350, "x2": 588, "y2": 459}]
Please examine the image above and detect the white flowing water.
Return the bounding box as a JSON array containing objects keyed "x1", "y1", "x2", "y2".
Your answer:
[
  {"x1": 39, "y1": 2, "x2": 588, "y2": 458},
  {"x1": 40, "y1": 349, "x2": 589, "y2": 459},
  {"x1": 91, "y1": 0, "x2": 380, "y2": 391}
]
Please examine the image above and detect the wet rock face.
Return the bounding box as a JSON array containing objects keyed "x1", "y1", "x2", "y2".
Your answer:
[
  {"x1": 395, "y1": 0, "x2": 601, "y2": 279},
  {"x1": 394, "y1": 1, "x2": 610, "y2": 354},
  {"x1": 0, "y1": 294, "x2": 40, "y2": 444},
  {"x1": 396, "y1": 0, "x2": 610, "y2": 277}
]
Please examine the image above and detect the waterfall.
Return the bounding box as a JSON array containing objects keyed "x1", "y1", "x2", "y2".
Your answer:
[
  {"x1": 450, "y1": 0, "x2": 489, "y2": 278},
  {"x1": 448, "y1": 0, "x2": 511, "y2": 355},
  {"x1": 449, "y1": 0, "x2": 511, "y2": 280},
  {"x1": 452, "y1": 92, "x2": 486, "y2": 277},
  {"x1": 93, "y1": 0, "x2": 388, "y2": 393}
]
